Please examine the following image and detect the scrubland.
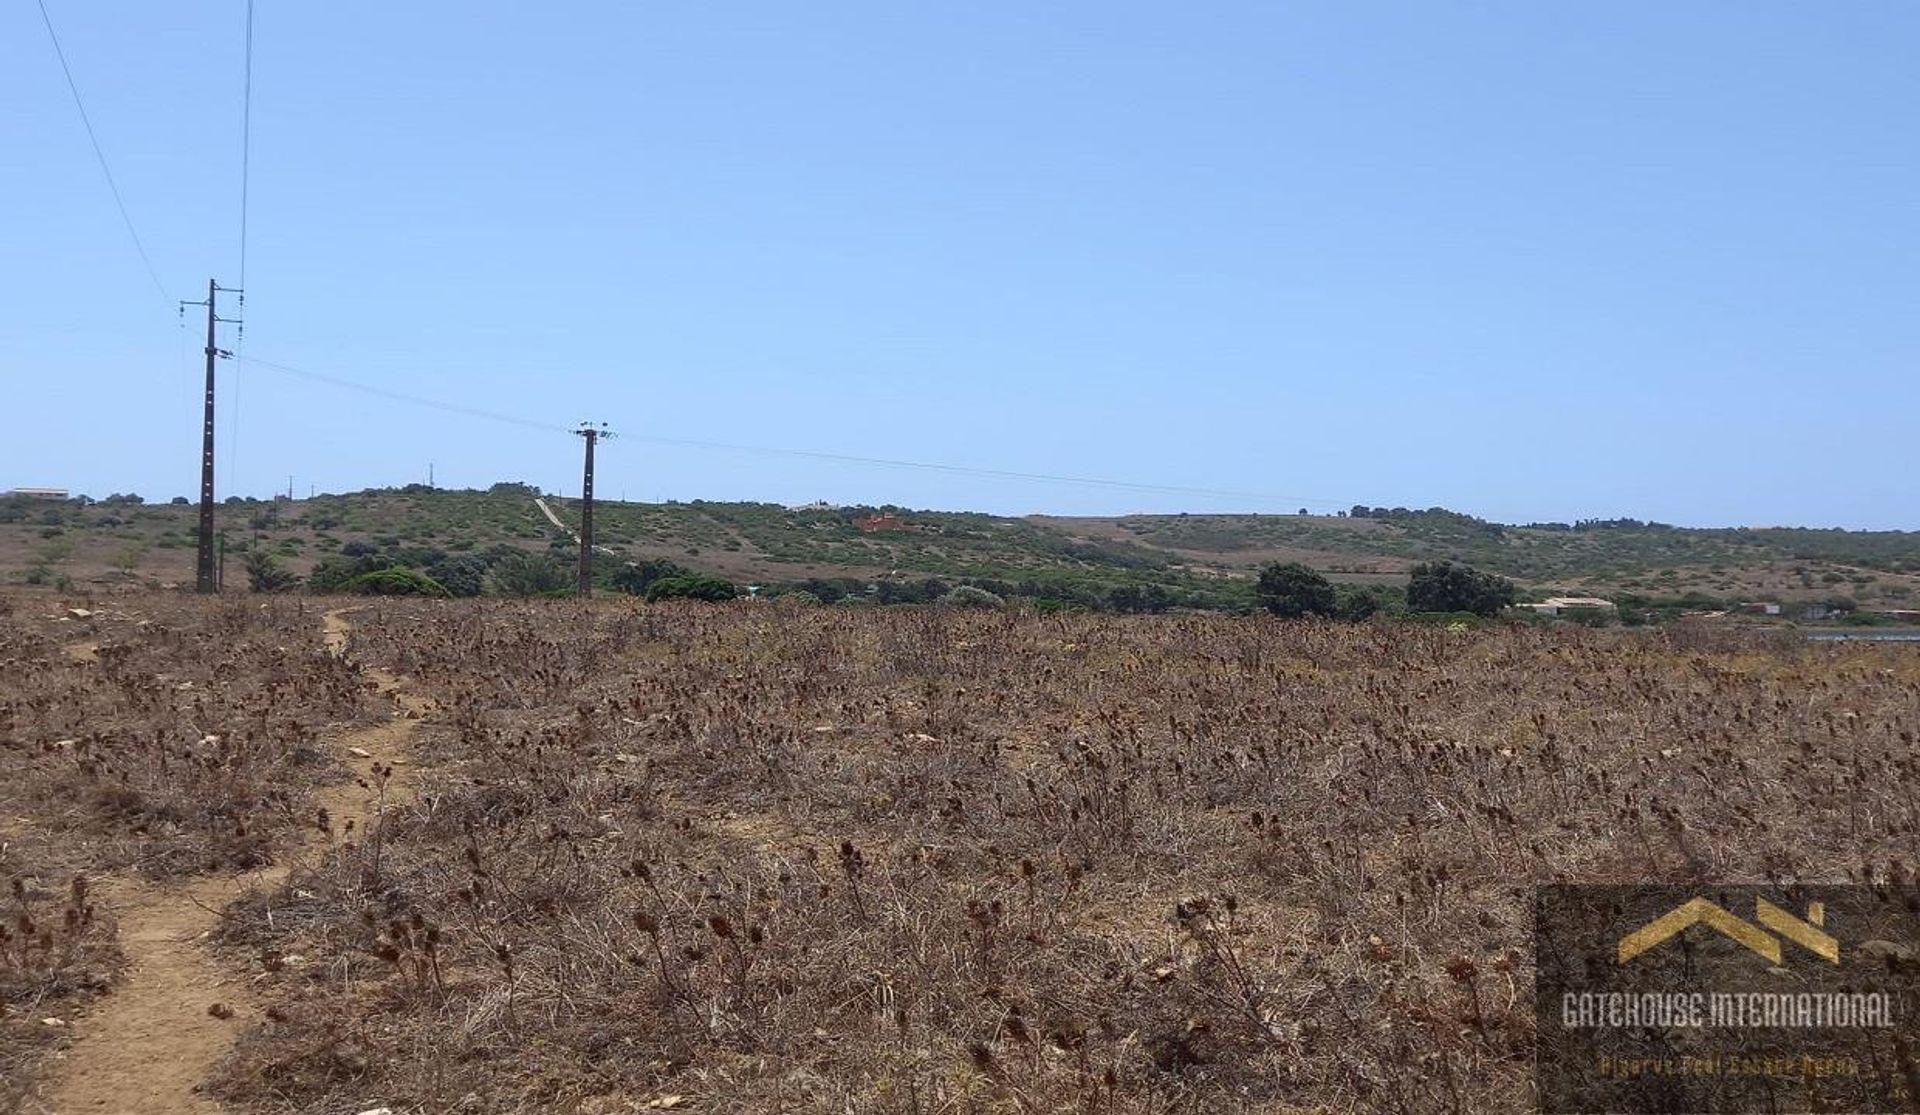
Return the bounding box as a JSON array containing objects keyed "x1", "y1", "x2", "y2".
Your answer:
[{"x1": 4, "y1": 594, "x2": 1918, "y2": 1112}]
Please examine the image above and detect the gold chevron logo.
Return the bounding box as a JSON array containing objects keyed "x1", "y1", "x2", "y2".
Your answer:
[{"x1": 1618, "y1": 898, "x2": 1839, "y2": 965}]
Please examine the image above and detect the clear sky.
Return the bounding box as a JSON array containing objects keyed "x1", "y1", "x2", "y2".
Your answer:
[{"x1": 5, "y1": 3, "x2": 1916, "y2": 527}]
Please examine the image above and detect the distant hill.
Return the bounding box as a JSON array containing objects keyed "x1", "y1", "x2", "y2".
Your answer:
[{"x1": 5, "y1": 486, "x2": 1918, "y2": 612}]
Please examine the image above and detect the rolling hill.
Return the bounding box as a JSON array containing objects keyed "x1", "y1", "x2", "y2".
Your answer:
[{"x1": 5, "y1": 485, "x2": 1919, "y2": 611}]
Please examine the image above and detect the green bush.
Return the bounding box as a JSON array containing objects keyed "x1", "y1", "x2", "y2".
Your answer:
[
  {"x1": 489, "y1": 552, "x2": 572, "y2": 598},
  {"x1": 1406, "y1": 561, "x2": 1516, "y2": 617},
  {"x1": 309, "y1": 554, "x2": 395, "y2": 593},
  {"x1": 1256, "y1": 562, "x2": 1336, "y2": 618},
  {"x1": 645, "y1": 575, "x2": 737, "y2": 602},
  {"x1": 611, "y1": 558, "x2": 689, "y2": 597},
  {"x1": 425, "y1": 555, "x2": 490, "y2": 597},
  {"x1": 938, "y1": 585, "x2": 1005, "y2": 610},
  {"x1": 244, "y1": 550, "x2": 299, "y2": 594},
  {"x1": 341, "y1": 567, "x2": 450, "y2": 597},
  {"x1": 1335, "y1": 586, "x2": 1384, "y2": 622}
]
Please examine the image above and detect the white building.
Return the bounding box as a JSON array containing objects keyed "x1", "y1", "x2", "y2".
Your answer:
[{"x1": 1527, "y1": 596, "x2": 1616, "y2": 617}]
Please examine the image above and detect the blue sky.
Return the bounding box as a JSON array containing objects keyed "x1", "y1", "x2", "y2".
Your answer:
[{"x1": 5, "y1": 3, "x2": 1916, "y2": 527}]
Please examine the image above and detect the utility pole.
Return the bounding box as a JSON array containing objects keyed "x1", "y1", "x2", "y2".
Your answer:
[
  {"x1": 575, "y1": 422, "x2": 613, "y2": 596},
  {"x1": 180, "y1": 279, "x2": 241, "y2": 594}
]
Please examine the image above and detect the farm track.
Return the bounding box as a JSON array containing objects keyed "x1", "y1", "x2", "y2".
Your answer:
[{"x1": 40, "y1": 608, "x2": 430, "y2": 1114}]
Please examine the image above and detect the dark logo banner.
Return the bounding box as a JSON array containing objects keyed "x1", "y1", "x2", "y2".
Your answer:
[{"x1": 1536, "y1": 885, "x2": 1920, "y2": 1113}]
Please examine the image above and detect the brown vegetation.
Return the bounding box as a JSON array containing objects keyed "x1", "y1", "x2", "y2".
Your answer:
[
  {"x1": 0, "y1": 593, "x2": 379, "y2": 1109},
  {"x1": 6, "y1": 594, "x2": 1919, "y2": 1112}
]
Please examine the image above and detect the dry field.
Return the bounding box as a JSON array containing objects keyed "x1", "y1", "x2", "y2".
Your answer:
[{"x1": 4, "y1": 593, "x2": 1920, "y2": 1113}]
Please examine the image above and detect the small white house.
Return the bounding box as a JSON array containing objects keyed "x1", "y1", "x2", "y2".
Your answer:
[{"x1": 1528, "y1": 596, "x2": 1616, "y2": 617}]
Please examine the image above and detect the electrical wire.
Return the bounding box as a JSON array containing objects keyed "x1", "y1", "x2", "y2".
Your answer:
[
  {"x1": 35, "y1": 0, "x2": 169, "y2": 303},
  {"x1": 238, "y1": 355, "x2": 575, "y2": 435},
  {"x1": 236, "y1": 353, "x2": 1359, "y2": 508},
  {"x1": 238, "y1": 0, "x2": 254, "y2": 291},
  {"x1": 227, "y1": 0, "x2": 256, "y2": 501}
]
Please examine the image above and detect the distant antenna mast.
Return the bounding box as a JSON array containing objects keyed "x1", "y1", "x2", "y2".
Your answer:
[{"x1": 575, "y1": 422, "x2": 614, "y2": 596}]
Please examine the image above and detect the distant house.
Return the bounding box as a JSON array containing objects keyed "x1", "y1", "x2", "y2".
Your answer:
[
  {"x1": 857, "y1": 512, "x2": 903, "y2": 533},
  {"x1": 1801, "y1": 603, "x2": 1831, "y2": 621},
  {"x1": 1527, "y1": 596, "x2": 1616, "y2": 617},
  {"x1": 4, "y1": 487, "x2": 67, "y2": 500},
  {"x1": 1738, "y1": 601, "x2": 1783, "y2": 617},
  {"x1": 789, "y1": 500, "x2": 837, "y2": 512}
]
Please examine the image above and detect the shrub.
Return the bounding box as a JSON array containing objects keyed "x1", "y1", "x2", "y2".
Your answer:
[
  {"x1": 645, "y1": 575, "x2": 737, "y2": 602},
  {"x1": 938, "y1": 585, "x2": 1005, "y2": 610},
  {"x1": 489, "y1": 552, "x2": 572, "y2": 598},
  {"x1": 1256, "y1": 562, "x2": 1336, "y2": 618},
  {"x1": 425, "y1": 555, "x2": 490, "y2": 598},
  {"x1": 341, "y1": 567, "x2": 450, "y2": 597},
  {"x1": 244, "y1": 551, "x2": 299, "y2": 594},
  {"x1": 308, "y1": 554, "x2": 395, "y2": 593},
  {"x1": 1406, "y1": 561, "x2": 1516, "y2": 617},
  {"x1": 1335, "y1": 586, "x2": 1383, "y2": 622},
  {"x1": 611, "y1": 558, "x2": 689, "y2": 597}
]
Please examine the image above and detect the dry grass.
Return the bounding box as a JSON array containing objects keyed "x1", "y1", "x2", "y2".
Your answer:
[
  {"x1": 188, "y1": 599, "x2": 1920, "y2": 1113},
  {"x1": 0, "y1": 590, "x2": 378, "y2": 1108}
]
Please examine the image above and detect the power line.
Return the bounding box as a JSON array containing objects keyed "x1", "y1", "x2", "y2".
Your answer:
[
  {"x1": 35, "y1": 0, "x2": 169, "y2": 303},
  {"x1": 236, "y1": 352, "x2": 1357, "y2": 507},
  {"x1": 238, "y1": 0, "x2": 255, "y2": 290},
  {"x1": 238, "y1": 354, "x2": 573, "y2": 435},
  {"x1": 227, "y1": 0, "x2": 257, "y2": 503}
]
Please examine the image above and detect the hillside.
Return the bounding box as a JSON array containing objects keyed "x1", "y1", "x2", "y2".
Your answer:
[{"x1": 5, "y1": 486, "x2": 1920, "y2": 611}]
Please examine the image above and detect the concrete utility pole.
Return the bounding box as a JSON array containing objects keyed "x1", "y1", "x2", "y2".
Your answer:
[
  {"x1": 575, "y1": 422, "x2": 614, "y2": 596},
  {"x1": 181, "y1": 279, "x2": 242, "y2": 593}
]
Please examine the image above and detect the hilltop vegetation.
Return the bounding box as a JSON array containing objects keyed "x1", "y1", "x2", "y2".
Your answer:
[{"x1": 4, "y1": 486, "x2": 1919, "y2": 614}]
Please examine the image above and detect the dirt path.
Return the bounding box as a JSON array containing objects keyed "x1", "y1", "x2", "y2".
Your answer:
[{"x1": 41, "y1": 608, "x2": 429, "y2": 1115}]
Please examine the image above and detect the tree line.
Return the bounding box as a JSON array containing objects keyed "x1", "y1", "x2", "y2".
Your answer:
[{"x1": 1255, "y1": 560, "x2": 1516, "y2": 620}]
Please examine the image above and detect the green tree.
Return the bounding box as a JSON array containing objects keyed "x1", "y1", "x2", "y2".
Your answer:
[
  {"x1": 245, "y1": 550, "x2": 299, "y2": 593},
  {"x1": 425, "y1": 554, "x2": 490, "y2": 598},
  {"x1": 488, "y1": 551, "x2": 572, "y2": 598},
  {"x1": 342, "y1": 567, "x2": 450, "y2": 597},
  {"x1": 308, "y1": 553, "x2": 395, "y2": 593},
  {"x1": 1405, "y1": 561, "x2": 1515, "y2": 617},
  {"x1": 611, "y1": 558, "x2": 688, "y2": 597},
  {"x1": 1335, "y1": 586, "x2": 1383, "y2": 622},
  {"x1": 644, "y1": 574, "x2": 737, "y2": 602},
  {"x1": 1256, "y1": 562, "x2": 1336, "y2": 618}
]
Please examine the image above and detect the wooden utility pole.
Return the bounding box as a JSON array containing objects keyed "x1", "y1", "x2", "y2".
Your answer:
[
  {"x1": 575, "y1": 422, "x2": 613, "y2": 596},
  {"x1": 181, "y1": 279, "x2": 241, "y2": 593}
]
